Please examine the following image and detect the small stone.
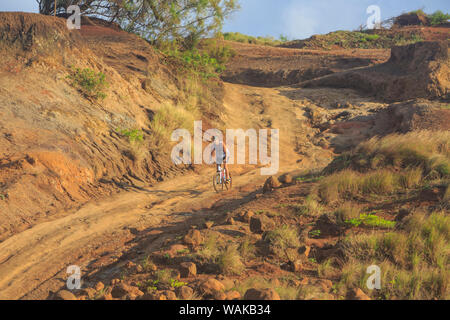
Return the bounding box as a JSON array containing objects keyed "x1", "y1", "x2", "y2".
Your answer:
[
  {"x1": 79, "y1": 287, "x2": 97, "y2": 299},
  {"x1": 250, "y1": 215, "x2": 275, "y2": 234},
  {"x1": 204, "y1": 221, "x2": 214, "y2": 229},
  {"x1": 299, "y1": 245, "x2": 311, "y2": 258},
  {"x1": 353, "y1": 288, "x2": 371, "y2": 300},
  {"x1": 184, "y1": 229, "x2": 204, "y2": 247},
  {"x1": 240, "y1": 211, "x2": 254, "y2": 223},
  {"x1": 54, "y1": 290, "x2": 77, "y2": 300},
  {"x1": 227, "y1": 217, "x2": 235, "y2": 225},
  {"x1": 180, "y1": 262, "x2": 197, "y2": 278},
  {"x1": 243, "y1": 288, "x2": 280, "y2": 300},
  {"x1": 95, "y1": 281, "x2": 105, "y2": 292},
  {"x1": 177, "y1": 286, "x2": 194, "y2": 300},
  {"x1": 226, "y1": 291, "x2": 241, "y2": 300},
  {"x1": 278, "y1": 174, "x2": 293, "y2": 184},
  {"x1": 111, "y1": 283, "x2": 144, "y2": 299},
  {"x1": 263, "y1": 176, "x2": 281, "y2": 193},
  {"x1": 162, "y1": 290, "x2": 177, "y2": 300},
  {"x1": 214, "y1": 291, "x2": 227, "y2": 300},
  {"x1": 199, "y1": 278, "x2": 225, "y2": 297}
]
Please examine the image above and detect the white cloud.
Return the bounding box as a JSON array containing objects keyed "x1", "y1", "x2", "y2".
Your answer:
[{"x1": 282, "y1": 3, "x2": 319, "y2": 39}]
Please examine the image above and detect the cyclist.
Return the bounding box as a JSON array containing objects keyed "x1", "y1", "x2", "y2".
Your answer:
[{"x1": 211, "y1": 136, "x2": 231, "y2": 182}]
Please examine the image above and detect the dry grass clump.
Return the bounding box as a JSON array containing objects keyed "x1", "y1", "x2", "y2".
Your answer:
[
  {"x1": 316, "y1": 169, "x2": 402, "y2": 204},
  {"x1": 334, "y1": 202, "x2": 362, "y2": 224},
  {"x1": 295, "y1": 195, "x2": 324, "y2": 216},
  {"x1": 217, "y1": 244, "x2": 245, "y2": 275},
  {"x1": 356, "y1": 131, "x2": 450, "y2": 177},
  {"x1": 150, "y1": 103, "x2": 196, "y2": 149},
  {"x1": 337, "y1": 211, "x2": 450, "y2": 299},
  {"x1": 264, "y1": 225, "x2": 301, "y2": 259}
]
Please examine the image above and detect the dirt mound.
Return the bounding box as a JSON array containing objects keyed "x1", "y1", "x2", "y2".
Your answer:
[
  {"x1": 0, "y1": 13, "x2": 223, "y2": 241},
  {"x1": 394, "y1": 12, "x2": 429, "y2": 27},
  {"x1": 374, "y1": 99, "x2": 450, "y2": 133},
  {"x1": 301, "y1": 40, "x2": 449, "y2": 102},
  {"x1": 221, "y1": 41, "x2": 389, "y2": 87},
  {"x1": 282, "y1": 27, "x2": 450, "y2": 50}
]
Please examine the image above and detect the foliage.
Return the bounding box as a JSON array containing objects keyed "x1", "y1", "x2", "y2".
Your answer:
[
  {"x1": 222, "y1": 32, "x2": 289, "y2": 46},
  {"x1": 67, "y1": 67, "x2": 108, "y2": 100},
  {"x1": 37, "y1": 0, "x2": 240, "y2": 49},
  {"x1": 345, "y1": 213, "x2": 396, "y2": 229}
]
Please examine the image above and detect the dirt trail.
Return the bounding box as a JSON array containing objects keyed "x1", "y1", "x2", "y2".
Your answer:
[{"x1": 0, "y1": 82, "x2": 325, "y2": 299}]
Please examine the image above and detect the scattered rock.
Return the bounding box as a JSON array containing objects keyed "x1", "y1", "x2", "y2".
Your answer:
[
  {"x1": 278, "y1": 174, "x2": 293, "y2": 184},
  {"x1": 177, "y1": 286, "x2": 194, "y2": 300},
  {"x1": 263, "y1": 176, "x2": 281, "y2": 193},
  {"x1": 250, "y1": 215, "x2": 275, "y2": 234},
  {"x1": 79, "y1": 287, "x2": 97, "y2": 299},
  {"x1": 204, "y1": 221, "x2": 214, "y2": 229},
  {"x1": 299, "y1": 245, "x2": 311, "y2": 258},
  {"x1": 226, "y1": 291, "x2": 241, "y2": 300},
  {"x1": 184, "y1": 229, "x2": 204, "y2": 247},
  {"x1": 111, "y1": 283, "x2": 144, "y2": 299},
  {"x1": 239, "y1": 210, "x2": 254, "y2": 223},
  {"x1": 199, "y1": 278, "x2": 225, "y2": 297},
  {"x1": 54, "y1": 290, "x2": 77, "y2": 300},
  {"x1": 111, "y1": 278, "x2": 121, "y2": 286},
  {"x1": 180, "y1": 262, "x2": 197, "y2": 278},
  {"x1": 214, "y1": 291, "x2": 227, "y2": 300},
  {"x1": 161, "y1": 290, "x2": 177, "y2": 300},
  {"x1": 227, "y1": 217, "x2": 235, "y2": 225},
  {"x1": 352, "y1": 288, "x2": 371, "y2": 300},
  {"x1": 95, "y1": 281, "x2": 105, "y2": 292},
  {"x1": 243, "y1": 288, "x2": 281, "y2": 300}
]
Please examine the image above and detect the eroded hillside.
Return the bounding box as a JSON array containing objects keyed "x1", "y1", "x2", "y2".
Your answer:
[{"x1": 0, "y1": 12, "x2": 448, "y2": 301}]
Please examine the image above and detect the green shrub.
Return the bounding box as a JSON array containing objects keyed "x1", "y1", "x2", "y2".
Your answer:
[
  {"x1": 223, "y1": 32, "x2": 288, "y2": 46},
  {"x1": 345, "y1": 213, "x2": 396, "y2": 229},
  {"x1": 429, "y1": 10, "x2": 450, "y2": 26},
  {"x1": 68, "y1": 67, "x2": 108, "y2": 100},
  {"x1": 119, "y1": 128, "x2": 144, "y2": 143}
]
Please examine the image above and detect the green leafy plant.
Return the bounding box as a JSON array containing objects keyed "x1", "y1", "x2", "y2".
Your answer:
[
  {"x1": 119, "y1": 128, "x2": 144, "y2": 144},
  {"x1": 68, "y1": 67, "x2": 108, "y2": 100},
  {"x1": 170, "y1": 279, "x2": 188, "y2": 288},
  {"x1": 309, "y1": 230, "x2": 322, "y2": 238},
  {"x1": 429, "y1": 10, "x2": 450, "y2": 26},
  {"x1": 346, "y1": 213, "x2": 396, "y2": 229}
]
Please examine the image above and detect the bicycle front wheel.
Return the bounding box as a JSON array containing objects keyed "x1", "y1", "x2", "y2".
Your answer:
[{"x1": 213, "y1": 172, "x2": 222, "y2": 193}]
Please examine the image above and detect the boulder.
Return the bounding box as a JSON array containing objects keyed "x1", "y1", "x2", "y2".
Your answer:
[
  {"x1": 199, "y1": 278, "x2": 225, "y2": 297},
  {"x1": 111, "y1": 283, "x2": 144, "y2": 299},
  {"x1": 243, "y1": 288, "x2": 281, "y2": 300},
  {"x1": 180, "y1": 262, "x2": 197, "y2": 278},
  {"x1": 177, "y1": 286, "x2": 194, "y2": 300},
  {"x1": 250, "y1": 215, "x2": 275, "y2": 234},
  {"x1": 54, "y1": 290, "x2": 77, "y2": 300},
  {"x1": 184, "y1": 229, "x2": 204, "y2": 247},
  {"x1": 263, "y1": 176, "x2": 281, "y2": 193}
]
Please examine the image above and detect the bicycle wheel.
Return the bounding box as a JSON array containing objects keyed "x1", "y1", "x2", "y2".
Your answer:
[{"x1": 213, "y1": 172, "x2": 221, "y2": 193}]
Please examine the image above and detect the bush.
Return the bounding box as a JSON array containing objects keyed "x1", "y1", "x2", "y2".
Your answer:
[
  {"x1": 222, "y1": 32, "x2": 288, "y2": 46},
  {"x1": 68, "y1": 67, "x2": 108, "y2": 100},
  {"x1": 429, "y1": 10, "x2": 450, "y2": 26},
  {"x1": 217, "y1": 245, "x2": 245, "y2": 275},
  {"x1": 264, "y1": 225, "x2": 300, "y2": 259}
]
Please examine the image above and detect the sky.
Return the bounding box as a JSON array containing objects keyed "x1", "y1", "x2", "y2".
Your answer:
[{"x1": 1, "y1": 0, "x2": 449, "y2": 40}]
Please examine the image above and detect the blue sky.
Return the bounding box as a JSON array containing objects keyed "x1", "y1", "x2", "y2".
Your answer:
[{"x1": 1, "y1": 0, "x2": 449, "y2": 40}]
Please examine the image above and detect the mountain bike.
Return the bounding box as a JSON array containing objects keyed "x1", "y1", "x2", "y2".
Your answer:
[{"x1": 213, "y1": 164, "x2": 232, "y2": 192}]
